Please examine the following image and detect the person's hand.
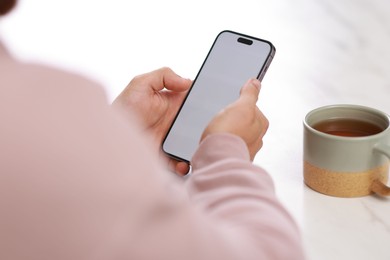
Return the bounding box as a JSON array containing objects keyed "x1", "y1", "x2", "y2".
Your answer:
[
  {"x1": 201, "y1": 79, "x2": 269, "y2": 161},
  {"x1": 112, "y1": 67, "x2": 192, "y2": 175}
]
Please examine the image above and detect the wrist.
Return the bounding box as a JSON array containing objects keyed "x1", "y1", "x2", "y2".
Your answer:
[{"x1": 192, "y1": 133, "x2": 250, "y2": 170}]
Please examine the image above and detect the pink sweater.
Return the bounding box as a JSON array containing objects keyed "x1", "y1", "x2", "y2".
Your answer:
[{"x1": 0, "y1": 42, "x2": 305, "y2": 260}]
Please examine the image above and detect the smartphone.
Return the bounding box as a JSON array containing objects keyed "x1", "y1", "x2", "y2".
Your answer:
[{"x1": 162, "y1": 30, "x2": 275, "y2": 163}]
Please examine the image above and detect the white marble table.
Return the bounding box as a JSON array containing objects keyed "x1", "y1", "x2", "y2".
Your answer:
[{"x1": 2, "y1": 0, "x2": 389, "y2": 259}]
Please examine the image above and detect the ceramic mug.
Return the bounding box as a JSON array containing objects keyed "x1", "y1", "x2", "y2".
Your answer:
[{"x1": 303, "y1": 104, "x2": 390, "y2": 197}]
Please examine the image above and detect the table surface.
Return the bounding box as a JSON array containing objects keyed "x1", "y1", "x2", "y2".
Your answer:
[{"x1": 1, "y1": 0, "x2": 390, "y2": 259}]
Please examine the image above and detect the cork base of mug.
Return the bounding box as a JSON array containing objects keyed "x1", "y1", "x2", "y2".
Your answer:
[{"x1": 304, "y1": 161, "x2": 389, "y2": 197}]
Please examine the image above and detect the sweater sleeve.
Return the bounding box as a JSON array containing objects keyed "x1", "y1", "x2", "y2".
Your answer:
[{"x1": 185, "y1": 133, "x2": 305, "y2": 259}]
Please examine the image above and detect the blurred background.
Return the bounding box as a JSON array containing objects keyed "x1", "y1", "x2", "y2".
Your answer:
[
  {"x1": 2, "y1": 0, "x2": 388, "y2": 103},
  {"x1": 1, "y1": 1, "x2": 390, "y2": 259}
]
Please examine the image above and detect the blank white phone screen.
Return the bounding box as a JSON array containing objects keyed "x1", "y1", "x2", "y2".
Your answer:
[{"x1": 163, "y1": 31, "x2": 273, "y2": 162}]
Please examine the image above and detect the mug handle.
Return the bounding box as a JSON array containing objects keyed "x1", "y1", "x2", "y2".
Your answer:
[{"x1": 372, "y1": 144, "x2": 390, "y2": 196}]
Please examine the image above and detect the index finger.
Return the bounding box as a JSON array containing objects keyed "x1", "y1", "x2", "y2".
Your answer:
[{"x1": 238, "y1": 78, "x2": 261, "y2": 104}]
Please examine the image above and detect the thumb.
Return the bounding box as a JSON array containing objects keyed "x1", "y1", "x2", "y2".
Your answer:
[
  {"x1": 161, "y1": 68, "x2": 192, "y2": 93},
  {"x1": 239, "y1": 78, "x2": 261, "y2": 104}
]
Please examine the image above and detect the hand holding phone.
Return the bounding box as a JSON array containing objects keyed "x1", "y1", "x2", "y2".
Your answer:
[
  {"x1": 200, "y1": 78, "x2": 269, "y2": 161},
  {"x1": 112, "y1": 67, "x2": 192, "y2": 175},
  {"x1": 162, "y1": 30, "x2": 275, "y2": 163}
]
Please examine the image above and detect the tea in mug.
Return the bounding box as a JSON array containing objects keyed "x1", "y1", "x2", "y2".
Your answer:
[{"x1": 312, "y1": 118, "x2": 383, "y2": 137}]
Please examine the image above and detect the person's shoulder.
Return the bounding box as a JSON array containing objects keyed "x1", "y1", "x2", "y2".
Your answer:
[
  {"x1": 29, "y1": 61, "x2": 104, "y2": 94},
  {"x1": 0, "y1": 59, "x2": 112, "y2": 132},
  {"x1": 2, "y1": 58, "x2": 108, "y2": 106}
]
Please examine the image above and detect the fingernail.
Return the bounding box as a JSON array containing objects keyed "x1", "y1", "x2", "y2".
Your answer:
[{"x1": 251, "y1": 79, "x2": 260, "y2": 89}]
